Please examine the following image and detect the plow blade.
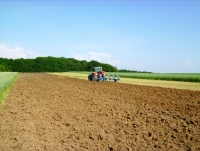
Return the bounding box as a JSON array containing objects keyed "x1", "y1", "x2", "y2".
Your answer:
[{"x1": 106, "y1": 74, "x2": 120, "y2": 82}]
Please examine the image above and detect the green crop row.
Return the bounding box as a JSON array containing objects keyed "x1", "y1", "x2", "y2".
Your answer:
[
  {"x1": 55, "y1": 71, "x2": 200, "y2": 82},
  {"x1": 107, "y1": 72, "x2": 200, "y2": 83},
  {"x1": 0, "y1": 72, "x2": 18, "y2": 105},
  {"x1": 68, "y1": 72, "x2": 200, "y2": 83}
]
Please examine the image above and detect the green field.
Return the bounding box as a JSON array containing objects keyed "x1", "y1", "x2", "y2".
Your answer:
[
  {"x1": 0, "y1": 72, "x2": 18, "y2": 105},
  {"x1": 116, "y1": 73, "x2": 200, "y2": 82},
  {"x1": 51, "y1": 72, "x2": 200, "y2": 91},
  {"x1": 54, "y1": 72, "x2": 200, "y2": 82}
]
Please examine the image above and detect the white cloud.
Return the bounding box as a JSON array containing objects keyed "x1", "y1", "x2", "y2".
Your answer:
[
  {"x1": 88, "y1": 52, "x2": 111, "y2": 62},
  {"x1": 0, "y1": 44, "x2": 42, "y2": 59},
  {"x1": 186, "y1": 60, "x2": 193, "y2": 68},
  {"x1": 0, "y1": 45, "x2": 27, "y2": 59},
  {"x1": 25, "y1": 50, "x2": 42, "y2": 58},
  {"x1": 72, "y1": 51, "x2": 120, "y2": 66},
  {"x1": 71, "y1": 52, "x2": 89, "y2": 60}
]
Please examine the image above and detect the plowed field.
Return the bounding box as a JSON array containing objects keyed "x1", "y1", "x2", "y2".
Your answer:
[{"x1": 0, "y1": 73, "x2": 200, "y2": 150}]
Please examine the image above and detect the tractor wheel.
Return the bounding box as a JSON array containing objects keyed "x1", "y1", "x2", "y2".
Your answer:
[
  {"x1": 92, "y1": 75, "x2": 97, "y2": 81},
  {"x1": 88, "y1": 75, "x2": 92, "y2": 81},
  {"x1": 103, "y1": 74, "x2": 106, "y2": 81},
  {"x1": 94, "y1": 75, "x2": 97, "y2": 81}
]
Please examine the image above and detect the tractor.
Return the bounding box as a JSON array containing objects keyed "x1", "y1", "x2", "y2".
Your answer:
[
  {"x1": 88, "y1": 67, "x2": 120, "y2": 82},
  {"x1": 88, "y1": 67, "x2": 106, "y2": 81}
]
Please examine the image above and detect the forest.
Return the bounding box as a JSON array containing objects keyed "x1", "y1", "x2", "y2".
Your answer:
[{"x1": 0, "y1": 57, "x2": 118, "y2": 72}]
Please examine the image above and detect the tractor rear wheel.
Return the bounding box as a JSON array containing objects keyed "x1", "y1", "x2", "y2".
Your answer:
[
  {"x1": 103, "y1": 74, "x2": 106, "y2": 81},
  {"x1": 88, "y1": 75, "x2": 92, "y2": 81}
]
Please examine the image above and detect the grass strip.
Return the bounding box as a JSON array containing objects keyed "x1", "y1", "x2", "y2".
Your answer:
[
  {"x1": 108, "y1": 72, "x2": 200, "y2": 83},
  {"x1": 0, "y1": 72, "x2": 18, "y2": 106}
]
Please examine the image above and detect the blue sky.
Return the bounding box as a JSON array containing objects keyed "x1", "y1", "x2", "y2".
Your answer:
[{"x1": 0, "y1": 0, "x2": 200, "y2": 73}]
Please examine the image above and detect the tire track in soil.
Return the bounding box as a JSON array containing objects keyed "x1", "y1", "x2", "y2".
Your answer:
[{"x1": 0, "y1": 73, "x2": 200, "y2": 150}]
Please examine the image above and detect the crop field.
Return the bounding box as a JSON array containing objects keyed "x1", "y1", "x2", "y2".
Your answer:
[
  {"x1": 66, "y1": 72, "x2": 200, "y2": 82},
  {"x1": 0, "y1": 73, "x2": 199, "y2": 150},
  {"x1": 0, "y1": 72, "x2": 18, "y2": 105},
  {"x1": 51, "y1": 72, "x2": 200, "y2": 91},
  {"x1": 112, "y1": 73, "x2": 200, "y2": 82}
]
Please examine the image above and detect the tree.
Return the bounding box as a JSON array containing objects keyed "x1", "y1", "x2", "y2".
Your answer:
[
  {"x1": 0, "y1": 57, "x2": 119, "y2": 72},
  {"x1": 0, "y1": 64, "x2": 7, "y2": 71}
]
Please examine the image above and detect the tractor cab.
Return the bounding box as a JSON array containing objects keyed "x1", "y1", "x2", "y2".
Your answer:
[{"x1": 94, "y1": 67, "x2": 102, "y2": 72}]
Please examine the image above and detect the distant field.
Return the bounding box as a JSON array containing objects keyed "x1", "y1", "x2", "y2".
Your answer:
[
  {"x1": 0, "y1": 72, "x2": 18, "y2": 105},
  {"x1": 116, "y1": 72, "x2": 200, "y2": 82},
  {"x1": 50, "y1": 72, "x2": 200, "y2": 91}
]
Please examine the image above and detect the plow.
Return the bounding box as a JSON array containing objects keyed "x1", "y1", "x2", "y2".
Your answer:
[{"x1": 88, "y1": 67, "x2": 120, "y2": 82}]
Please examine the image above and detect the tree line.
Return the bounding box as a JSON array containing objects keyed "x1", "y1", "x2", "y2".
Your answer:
[
  {"x1": 0, "y1": 56, "x2": 118, "y2": 72},
  {"x1": 118, "y1": 69, "x2": 152, "y2": 73}
]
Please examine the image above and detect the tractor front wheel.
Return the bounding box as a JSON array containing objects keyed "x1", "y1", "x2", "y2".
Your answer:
[
  {"x1": 92, "y1": 75, "x2": 97, "y2": 81},
  {"x1": 103, "y1": 74, "x2": 106, "y2": 81}
]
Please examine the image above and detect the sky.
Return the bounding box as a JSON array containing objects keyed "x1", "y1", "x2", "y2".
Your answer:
[{"x1": 0, "y1": 0, "x2": 200, "y2": 73}]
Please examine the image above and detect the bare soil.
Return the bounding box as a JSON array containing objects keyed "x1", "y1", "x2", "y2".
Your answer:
[{"x1": 0, "y1": 73, "x2": 200, "y2": 151}]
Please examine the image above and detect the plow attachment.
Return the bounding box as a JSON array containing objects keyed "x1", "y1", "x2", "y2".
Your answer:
[
  {"x1": 106, "y1": 74, "x2": 120, "y2": 82},
  {"x1": 88, "y1": 73, "x2": 120, "y2": 82}
]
